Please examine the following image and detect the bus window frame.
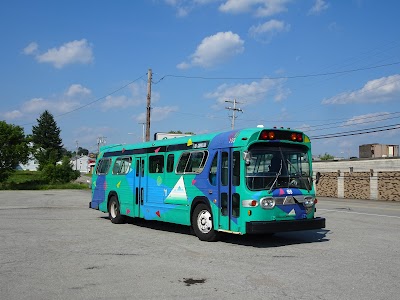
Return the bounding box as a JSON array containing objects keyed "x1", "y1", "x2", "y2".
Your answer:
[
  {"x1": 176, "y1": 150, "x2": 209, "y2": 174},
  {"x1": 166, "y1": 154, "x2": 174, "y2": 173},
  {"x1": 96, "y1": 158, "x2": 112, "y2": 175},
  {"x1": 112, "y1": 156, "x2": 132, "y2": 175},
  {"x1": 149, "y1": 154, "x2": 165, "y2": 174}
]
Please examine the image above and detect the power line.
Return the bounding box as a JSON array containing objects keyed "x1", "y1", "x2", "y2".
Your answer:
[
  {"x1": 18, "y1": 74, "x2": 147, "y2": 127},
  {"x1": 153, "y1": 61, "x2": 400, "y2": 84},
  {"x1": 310, "y1": 123, "x2": 400, "y2": 140}
]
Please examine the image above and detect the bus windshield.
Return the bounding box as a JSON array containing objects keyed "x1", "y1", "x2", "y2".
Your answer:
[{"x1": 245, "y1": 145, "x2": 311, "y2": 191}]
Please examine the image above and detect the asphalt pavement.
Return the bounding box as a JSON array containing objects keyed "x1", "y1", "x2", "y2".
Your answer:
[{"x1": 0, "y1": 190, "x2": 399, "y2": 300}]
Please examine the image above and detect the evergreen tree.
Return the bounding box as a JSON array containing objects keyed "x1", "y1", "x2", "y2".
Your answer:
[
  {"x1": 31, "y1": 110, "x2": 63, "y2": 169},
  {"x1": 0, "y1": 121, "x2": 29, "y2": 181}
]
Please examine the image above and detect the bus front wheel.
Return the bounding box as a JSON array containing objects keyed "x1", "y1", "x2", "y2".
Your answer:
[
  {"x1": 108, "y1": 196, "x2": 125, "y2": 224},
  {"x1": 192, "y1": 204, "x2": 219, "y2": 242}
]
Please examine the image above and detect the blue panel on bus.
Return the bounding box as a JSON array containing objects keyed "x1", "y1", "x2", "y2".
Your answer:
[{"x1": 91, "y1": 175, "x2": 107, "y2": 209}]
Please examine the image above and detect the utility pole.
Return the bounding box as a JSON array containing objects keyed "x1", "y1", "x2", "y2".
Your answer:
[
  {"x1": 145, "y1": 69, "x2": 152, "y2": 142},
  {"x1": 225, "y1": 99, "x2": 243, "y2": 129},
  {"x1": 139, "y1": 122, "x2": 145, "y2": 142},
  {"x1": 75, "y1": 140, "x2": 78, "y2": 171},
  {"x1": 97, "y1": 136, "x2": 106, "y2": 153}
]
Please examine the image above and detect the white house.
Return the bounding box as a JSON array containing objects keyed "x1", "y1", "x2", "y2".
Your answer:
[
  {"x1": 17, "y1": 157, "x2": 40, "y2": 171},
  {"x1": 71, "y1": 155, "x2": 91, "y2": 173}
]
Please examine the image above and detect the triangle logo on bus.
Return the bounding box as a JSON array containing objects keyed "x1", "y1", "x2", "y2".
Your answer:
[{"x1": 165, "y1": 176, "x2": 188, "y2": 202}]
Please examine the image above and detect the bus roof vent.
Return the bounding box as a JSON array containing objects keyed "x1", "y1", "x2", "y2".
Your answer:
[{"x1": 257, "y1": 124, "x2": 264, "y2": 128}]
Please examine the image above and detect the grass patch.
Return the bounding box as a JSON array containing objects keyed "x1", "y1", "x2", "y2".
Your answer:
[{"x1": 0, "y1": 170, "x2": 90, "y2": 190}]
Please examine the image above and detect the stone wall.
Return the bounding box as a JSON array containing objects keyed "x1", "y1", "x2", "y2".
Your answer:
[
  {"x1": 315, "y1": 172, "x2": 337, "y2": 197},
  {"x1": 313, "y1": 158, "x2": 400, "y2": 201},
  {"x1": 377, "y1": 172, "x2": 400, "y2": 201},
  {"x1": 315, "y1": 171, "x2": 400, "y2": 201},
  {"x1": 343, "y1": 172, "x2": 370, "y2": 200}
]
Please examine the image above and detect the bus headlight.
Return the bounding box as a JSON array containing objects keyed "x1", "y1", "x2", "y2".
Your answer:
[
  {"x1": 304, "y1": 197, "x2": 315, "y2": 208},
  {"x1": 260, "y1": 197, "x2": 275, "y2": 209}
]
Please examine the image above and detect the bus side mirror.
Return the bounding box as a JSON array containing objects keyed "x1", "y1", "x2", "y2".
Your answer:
[
  {"x1": 243, "y1": 151, "x2": 251, "y2": 166},
  {"x1": 315, "y1": 172, "x2": 321, "y2": 184}
]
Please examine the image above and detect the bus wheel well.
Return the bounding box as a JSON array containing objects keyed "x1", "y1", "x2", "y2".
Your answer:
[
  {"x1": 107, "y1": 191, "x2": 118, "y2": 210},
  {"x1": 107, "y1": 192, "x2": 125, "y2": 224},
  {"x1": 191, "y1": 197, "x2": 219, "y2": 242},
  {"x1": 190, "y1": 196, "x2": 210, "y2": 222}
]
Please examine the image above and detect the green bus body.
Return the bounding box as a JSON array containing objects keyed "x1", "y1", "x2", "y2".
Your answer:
[{"x1": 89, "y1": 127, "x2": 325, "y2": 241}]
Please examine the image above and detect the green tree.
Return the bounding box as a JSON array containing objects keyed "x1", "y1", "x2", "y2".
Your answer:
[
  {"x1": 31, "y1": 110, "x2": 63, "y2": 169},
  {"x1": 77, "y1": 147, "x2": 89, "y2": 156},
  {"x1": 41, "y1": 157, "x2": 80, "y2": 184},
  {"x1": 319, "y1": 152, "x2": 335, "y2": 161},
  {"x1": 0, "y1": 121, "x2": 29, "y2": 181},
  {"x1": 61, "y1": 147, "x2": 74, "y2": 158},
  {"x1": 168, "y1": 130, "x2": 195, "y2": 134}
]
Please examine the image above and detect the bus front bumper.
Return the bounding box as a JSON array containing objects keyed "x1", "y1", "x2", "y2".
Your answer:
[{"x1": 246, "y1": 217, "x2": 326, "y2": 234}]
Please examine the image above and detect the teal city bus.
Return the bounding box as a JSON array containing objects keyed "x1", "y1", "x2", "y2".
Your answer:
[{"x1": 89, "y1": 127, "x2": 325, "y2": 241}]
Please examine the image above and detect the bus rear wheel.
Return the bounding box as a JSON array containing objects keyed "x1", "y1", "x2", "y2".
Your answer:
[
  {"x1": 192, "y1": 204, "x2": 219, "y2": 242},
  {"x1": 108, "y1": 196, "x2": 125, "y2": 224}
]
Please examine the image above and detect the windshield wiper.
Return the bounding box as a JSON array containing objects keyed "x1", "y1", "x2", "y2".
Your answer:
[
  {"x1": 268, "y1": 159, "x2": 282, "y2": 192},
  {"x1": 286, "y1": 159, "x2": 312, "y2": 191}
]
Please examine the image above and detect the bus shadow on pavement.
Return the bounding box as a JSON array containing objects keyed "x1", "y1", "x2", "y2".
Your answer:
[
  {"x1": 221, "y1": 229, "x2": 330, "y2": 248},
  {"x1": 101, "y1": 216, "x2": 329, "y2": 247}
]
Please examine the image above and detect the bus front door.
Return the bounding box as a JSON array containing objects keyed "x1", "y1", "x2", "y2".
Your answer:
[
  {"x1": 219, "y1": 150, "x2": 241, "y2": 232},
  {"x1": 134, "y1": 156, "x2": 146, "y2": 218}
]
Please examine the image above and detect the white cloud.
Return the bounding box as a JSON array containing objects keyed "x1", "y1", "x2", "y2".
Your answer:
[
  {"x1": 177, "y1": 31, "x2": 244, "y2": 69},
  {"x1": 35, "y1": 39, "x2": 94, "y2": 68},
  {"x1": 66, "y1": 84, "x2": 91, "y2": 97},
  {"x1": 205, "y1": 78, "x2": 289, "y2": 105},
  {"x1": 21, "y1": 97, "x2": 79, "y2": 115},
  {"x1": 100, "y1": 82, "x2": 160, "y2": 111},
  {"x1": 3, "y1": 110, "x2": 23, "y2": 120},
  {"x1": 249, "y1": 19, "x2": 290, "y2": 42},
  {"x1": 23, "y1": 42, "x2": 38, "y2": 55},
  {"x1": 102, "y1": 95, "x2": 134, "y2": 110},
  {"x1": 308, "y1": 0, "x2": 329, "y2": 15},
  {"x1": 136, "y1": 106, "x2": 179, "y2": 123},
  {"x1": 22, "y1": 98, "x2": 49, "y2": 113},
  {"x1": 322, "y1": 74, "x2": 400, "y2": 104},
  {"x1": 2, "y1": 84, "x2": 92, "y2": 121},
  {"x1": 164, "y1": 0, "x2": 218, "y2": 17},
  {"x1": 219, "y1": 0, "x2": 291, "y2": 17}
]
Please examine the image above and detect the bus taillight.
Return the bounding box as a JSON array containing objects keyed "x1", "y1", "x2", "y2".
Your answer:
[
  {"x1": 260, "y1": 130, "x2": 275, "y2": 140},
  {"x1": 291, "y1": 133, "x2": 303, "y2": 142}
]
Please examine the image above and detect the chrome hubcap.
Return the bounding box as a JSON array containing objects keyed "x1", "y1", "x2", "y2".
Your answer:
[{"x1": 197, "y1": 210, "x2": 212, "y2": 234}]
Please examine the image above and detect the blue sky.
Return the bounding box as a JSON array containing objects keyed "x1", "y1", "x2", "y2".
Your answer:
[{"x1": 1, "y1": 0, "x2": 399, "y2": 157}]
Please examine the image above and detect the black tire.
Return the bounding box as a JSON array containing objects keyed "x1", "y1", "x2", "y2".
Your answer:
[
  {"x1": 108, "y1": 195, "x2": 125, "y2": 224},
  {"x1": 192, "y1": 203, "x2": 219, "y2": 242}
]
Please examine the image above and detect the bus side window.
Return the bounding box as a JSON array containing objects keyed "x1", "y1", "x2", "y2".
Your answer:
[
  {"x1": 209, "y1": 153, "x2": 218, "y2": 186},
  {"x1": 96, "y1": 158, "x2": 112, "y2": 175},
  {"x1": 233, "y1": 151, "x2": 240, "y2": 186},
  {"x1": 167, "y1": 154, "x2": 174, "y2": 173},
  {"x1": 177, "y1": 151, "x2": 208, "y2": 174},
  {"x1": 149, "y1": 155, "x2": 164, "y2": 173},
  {"x1": 177, "y1": 153, "x2": 190, "y2": 173},
  {"x1": 221, "y1": 152, "x2": 228, "y2": 186},
  {"x1": 112, "y1": 157, "x2": 132, "y2": 175}
]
